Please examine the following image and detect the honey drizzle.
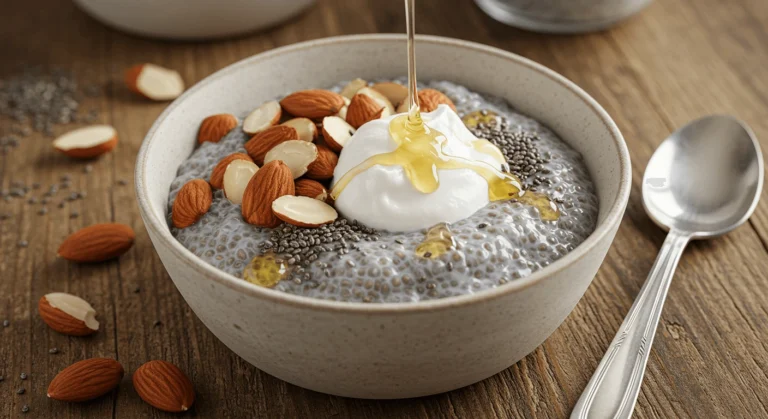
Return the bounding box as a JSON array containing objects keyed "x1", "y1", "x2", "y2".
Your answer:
[
  {"x1": 242, "y1": 253, "x2": 289, "y2": 288},
  {"x1": 329, "y1": 0, "x2": 559, "y2": 222},
  {"x1": 415, "y1": 223, "x2": 455, "y2": 259}
]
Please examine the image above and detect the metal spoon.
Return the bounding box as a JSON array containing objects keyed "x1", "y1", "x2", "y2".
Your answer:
[{"x1": 571, "y1": 115, "x2": 764, "y2": 419}]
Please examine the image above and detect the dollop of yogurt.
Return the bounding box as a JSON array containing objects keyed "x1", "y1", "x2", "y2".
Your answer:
[{"x1": 332, "y1": 105, "x2": 503, "y2": 232}]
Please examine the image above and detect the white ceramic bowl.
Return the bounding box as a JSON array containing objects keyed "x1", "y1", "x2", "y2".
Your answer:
[
  {"x1": 135, "y1": 35, "x2": 631, "y2": 399},
  {"x1": 73, "y1": 0, "x2": 316, "y2": 40}
]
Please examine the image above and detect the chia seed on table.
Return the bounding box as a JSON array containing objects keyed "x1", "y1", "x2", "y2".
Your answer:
[
  {"x1": 2, "y1": 320, "x2": 9, "y2": 327},
  {"x1": 169, "y1": 80, "x2": 599, "y2": 303},
  {"x1": 19, "y1": 373, "x2": 26, "y2": 380}
]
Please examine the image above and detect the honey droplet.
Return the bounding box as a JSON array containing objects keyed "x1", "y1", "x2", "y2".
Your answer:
[
  {"x1": 243, "y1": 253, "x2": 288, "y2": 288},
  {"x1": 462, "y1": 110, "x2": 499, "y2": 129},
  {"x1": 415, "y1": 223, "x2": 455, "y2": 259}
]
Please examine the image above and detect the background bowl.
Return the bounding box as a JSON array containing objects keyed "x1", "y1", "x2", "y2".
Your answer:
[
  {"x1": 135, "y1": 35, "x2": 631, "y2": 399},
  {"x1": 73, "y1": 0, "x2": 316, "y2": 40}
]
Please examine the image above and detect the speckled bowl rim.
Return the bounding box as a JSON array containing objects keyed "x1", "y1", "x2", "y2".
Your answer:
[{"x1": 135, "y1": 34, "x2": 631, "y2": 314}]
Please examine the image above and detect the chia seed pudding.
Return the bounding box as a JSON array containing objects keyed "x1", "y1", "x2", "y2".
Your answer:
[{"x1": 168, "y1": 80, "x2": 599, "y2": 303}]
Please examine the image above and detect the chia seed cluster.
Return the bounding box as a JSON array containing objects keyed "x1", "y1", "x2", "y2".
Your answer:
[{"x1": 169, "y1": 79, "x2": 599, "y2": 303}]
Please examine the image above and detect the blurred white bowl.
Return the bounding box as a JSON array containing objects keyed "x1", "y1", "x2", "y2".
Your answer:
[{"x1": 73, "y1": 0, "x2": 316, "y2": 40}]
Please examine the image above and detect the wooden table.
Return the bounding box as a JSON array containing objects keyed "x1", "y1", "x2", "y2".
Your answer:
[{"x1": 2, "y1": 0, "x2": 768, "y2": 417}]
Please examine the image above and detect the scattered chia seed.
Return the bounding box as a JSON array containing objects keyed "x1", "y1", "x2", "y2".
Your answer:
[
  {"x1": 27, "y1": 197, "x2": 37, "y2": 204},
  {"x1": 117, "y1": 179, "x2": 128, "y2": 186},
  {"x1": 0, "y1": 213, "x2": 9, "y2": 221},
  {"x1": 423, "y1": 252, "x2": 433, "y2": 258},
  {"x1": 0, "y1": 376, "x2": 3, "y2": 381},
  {"x1": 153, "y1": 320, "x2": 162, "y2": 327},
  {"x1": 57, "y1": 202, "x2": 65, "y2": 209},
  {"x1": 133, "y1": 287, "x2": 141, "y2": 293},
  {"x1": 70, "y1": 211, "x2": 79, "y2": 219},
  {"x1": 19, "y1": 373, "x2": 26, "y2": 380},
  {"x1": 17, "y1": 241, "x2": 28, "y2": 248},
  {"x1": 38, "y1": 207, "x2": 48, "y2": 215},
  {"x1": 60, "y1": 174, "x2": 71, "y2": 182},
  {"x1": 83, "y1": 164, "x2": 93, "y2": 173},
  {"x1": 32, "y1": 183, "x2": 40, "y2": 189},
  {"x1": 470, "y1": 119, "x2": 547, "y2": 185},
  {"x1": 477, "y1": 222, "x2": 488, "y2": 229},
  {"x1": 22, "y1": 405, "x2": 29, "y2": 413},
  {"x1": 16, "y1": 388, "x2": 25, "y2": 394},
  {"x1": 48, "y1": 348, "x2": 58, "y2": 354},
  {"x1": 2, "y1": 320, "x2": 9, "y2": 327}
]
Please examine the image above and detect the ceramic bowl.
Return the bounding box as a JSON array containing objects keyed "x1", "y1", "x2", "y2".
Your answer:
[
  {"x1": 135, "y1": 35, "x2": 631, "y2": 399},
  {"x1": 73, "y1": 0, "x2": 316, "y2": 40}
]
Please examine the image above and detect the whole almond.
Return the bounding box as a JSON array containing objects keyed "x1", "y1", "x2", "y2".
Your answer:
[
  {"x1": 295, "y1": 179, "x2": 328, "y2": 201},
  {"x1": 280, "y1": 90, "x2": 346, "y2": 119},
  {"x1": 133, "y1": 360, "x2": 195, "y2": 413},
  {"x1": 346, "y1": 93, "x2": 384, "y2": 129},
  {"x1": 198, "y1": 114, "x2": 238, "y2": 144},
  {"x1": 418, "y1": 88, "x2": 456, "y2": 113},
  {"x1": 39, "y1": 293, "x2": 99, "y2": 336},
  {"x1": 58, "y1": 223, "x2": 135, "y2": 263},
  {"x1": 172, "y1": 179, "x2": 212, "y2": 229},
  {"x1": 306, "y1": 144, "x2": 338, "y2": 180},
  {"x1": 244, "y1": 125, "x2": 299, "y2": 165},
  {"x1": 241, "y1": 160, "x2": 295, "y2": 227},
  {"x1": 209, "y1": 153, "x2": 253, "y2": 189},
  {"x1": 48, "y1": 358, "x2": 124, "y2": 402}
]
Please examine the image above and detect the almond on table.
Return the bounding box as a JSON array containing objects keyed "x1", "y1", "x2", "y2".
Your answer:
[
  {"x1": 125, "y1": 63, "x2": 184, "y2": 101},
  {"x1": 58, "y1": 223, "x2": 135, "y2": 263},
  {"x1": 52, "y1": 125, "x2": 118, "y2": 159},
  {"x1": 133, "y1": 360, "x2": 195, "y2": 413},
  {"x1": 39, "y1": 292, "x2": 99, "y2": 336},
  {"x1": 48, "y1": 358, "x2": 124, "y2": 402}
]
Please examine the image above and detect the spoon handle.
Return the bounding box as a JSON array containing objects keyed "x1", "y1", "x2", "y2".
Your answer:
[{"x1": 571, "y1": 229, "x2": 691, "y2": 419}]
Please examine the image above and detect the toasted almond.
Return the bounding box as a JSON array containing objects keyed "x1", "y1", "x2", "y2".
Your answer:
[
  {"x1": 223, "y1": 160, "x2": 259, "y2": 204},
  {"x1": 172, "y1": 179, "x2": 212, "y2": 228},
  {"x1": 209, "y1": 153, "x2": 253, "y2": 189},
  {"x1": 372, "y1": 82, "x2": 409, "y2": 106},
  {"x1": 125, "y1": 64, "x2": 184, "y2": 101},
  {"x1": 418, "y1": 88, "x2": 456, "y2": 112},
  {"x1": 39, "y1": 293, "x2": 99, "y2": 336},
  {"x1": 358, "y1": 87, "x2": 395, "y2": 115},
  {"x1": 198, "y1": 114, "x2": 238, "y2": 144},
  {"x1": 241, "y1": 160, "x2": 295, "y2": 227},
  {"x1": 272, "y1": 195, "x2": 338, "y2": 227},
  {"x1": 306, "y1": 144, "x2": 338, "y2": 180},
  {"x1": 133, "y1": 360, "x2": 195, "y2": 413},
  {"x1": 346, "y1": 93, "x2": 385, "y2": 129},
  {"x1": 53, "y1": 125, "x2": 118, "y2": 159},
  {"x1": 340, "y1": 78, "x2": 368, "y2": 99},
  {"x1": 281, "y1": 117, "x2": 318, "y2": 142},
  {"x1": 321, "y1": 116, "x2": 355, "y2": 152},
  {"x1": 48, "y1": 358, "x2": 124, "y2": 402},
  {"x1": 243, "y1": 100, "x2": 281, "y2": 135},
  {"x1": 58, "y1": 223, "x2": 135, "y2": 263},
  {"x1": 280, "y1": 90, "x2": 345, "y2": 119},
  {"x1": 244, "y1": 125, "x2": 299, "y2": 165},
  {"x1": 264, "y1": 140, "x2": 318, "y2": 179},
  {"x1": 295, "y1": 179, "x2": 328, "y2": 201}
]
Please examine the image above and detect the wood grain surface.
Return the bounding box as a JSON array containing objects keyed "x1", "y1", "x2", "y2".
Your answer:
[{"x1": 2, "y1": 0, "x2": 768, "y2": 417}]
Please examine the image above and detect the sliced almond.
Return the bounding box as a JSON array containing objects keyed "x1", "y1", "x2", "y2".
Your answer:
[
  {"x1": 306, "y1": 144, "x2": 338, "y2": 180},
  {"x1": 279, "y1": 90, "x2": 346, "y2": 120},
  {"x1": 337, "y1": 96, "x2": 351, "y2": 120},
  {"x1": 244, "y1": 125, "x2": 299, "y2": 165},
  {"x1": 39, "y1": 292, "x2": 99, "y2": 336},
  {"x1": 358, "y1": 87, "x2": 395, "y2": 115},
  {"x1": 243, "y1": 100, "x2": 281, "y2": 135},
  {"x1": 272, "y1": 195, "x2": 338, "y2": 228},
  {"x1": 346, "y1": 93, "x2": 385, "y2": 129},
  {"x1": 223, "y1": 160, "x2": 259, "y2": 204},
  {"x1": 125, "y1": 64, "x2": 184, "y2": 101},
  {"x1": 418, "y1": 88, "x2": 457, "y2": 112},
  {"x1": 53, "y1": 125, "x2": 118, "y2": 159},
  {"x1": 264, "y1": 140, "x2": 318, "y2": 179},
  {"x1": 295, "y1": 179, "x2": 328, "y2": 201},
  {"x1": 372, "y1": 82, "x2": 409, "y2": 106},
  {"x1": 209, "y1": 153, "x2": 253, "y2": 189},
  {"x1": 321, "y1": 116, "x2": 355, "y2": 152},
  {"x1": 198, "y1": 114, "x2": 238, "y2": 144},
  {"x1": 241, "y1": 160, "x2": 295, "y2": 228},
  {"x1": 172, "y1": 179, "x2": 212, "y2": 228},
  {"x1": 281, "y1": 117, "x2": 318, "y2": 142},
  {"x1": 340, "y1": 78, "x2": 368, "y2": 99}
]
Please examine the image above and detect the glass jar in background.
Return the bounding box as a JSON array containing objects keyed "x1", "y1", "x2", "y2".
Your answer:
[{"x1": 474, "y1": 0, "x2": 653, "y2": 33}]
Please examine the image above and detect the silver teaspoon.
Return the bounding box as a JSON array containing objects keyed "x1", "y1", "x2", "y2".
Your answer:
[{"x1": 571, "y1": 115, "x2": 764, "y2": 419}]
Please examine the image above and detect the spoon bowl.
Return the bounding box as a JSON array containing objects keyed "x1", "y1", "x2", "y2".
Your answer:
[{"x1": 643, "y1": 115, "x2": 764, "y2": 238}]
